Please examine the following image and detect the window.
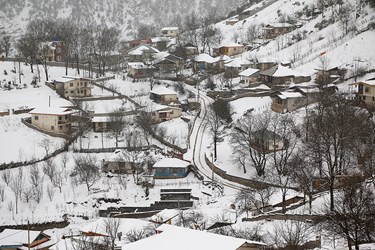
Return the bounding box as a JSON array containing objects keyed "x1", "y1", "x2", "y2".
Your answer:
[
  {"x1": 34, "y1": 116, "x2": 39, "y2": 120},
  {"x1": 363, "y1": 96, "x2": 366, "y2": 100},
  {"x1": 65, "y1": 115, "x2": 68, "y2": 119},
  {"x1": 70, "y1": 82, "x2": 73, "y2": 87},
  {"x1": 365, "y1": 87, "x2": 370, "y2": 93},
  {"x1": 70, "y1": 90, "x2": 74, "y2": 94},
  {"x1": 59, "y1": 116, "x2": 62, "y2": 120},
  {"x1": 59, "y1": 126, "x2": 63, "y2": 130},
  {"x1": 51, "y1": 126, "x2": 55, "y2": 130},
  {"x1": 373, "y1": 97, "x2": 375, "y2": 102}
]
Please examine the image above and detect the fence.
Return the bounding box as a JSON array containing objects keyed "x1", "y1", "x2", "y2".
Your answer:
[{"x1": 204, "y1": 154, "x2": 299, "y2": 191}]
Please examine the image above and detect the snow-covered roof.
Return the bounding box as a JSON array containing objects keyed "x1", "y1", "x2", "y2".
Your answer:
[
  {"x1": 153, "y1": 158, "x2": 190, "y2": 168},
  {"x1": 218, "y1": 42, "x2": 244, "y2": 48},
  {"x1": 225, "y1": 57, "x2": 251, "y2": 68},
  {"x1": 194, "y1": 53, "x2": 219, "y2": 63},
  {"x1": 54, "y1": 77, "x2": 75, "y2": 83},
  {"x1": 150, "y1": 86, "x2": 177, "y2": 96},
  {"x1": 123, "y1": 224, "x2": 266, "y2": 250},
  {"x1": 29, "y1": 107, "x2": 76, "y2": 115},
  {"x1": 151, "y1": 37, "x2": 170, "y2": 43},
  {"x1": 353, "y1": 80, "x2": 375, "y2": 86},
  {"x1": 162, "y1": 27, "x2": 179, "y2": 31},
  {"x1": 0, "y1": 229, "x2": 47, "y2": 246},
  {"x1": 91, "y1": 116, "x2": 110, "y2": 123},
  {"x1": 153, "y1": 104, "x2": 181, "y2": 112},
  {"x1": 277, "y1": 91, "x2": 304, "y2": 99},
  {"x1": 127, "y1": 62, "x2": 152, "y2": 69},
  {"x1": 128, "y1": 45, "x2": 159, "y2": 56},
  {"x1": 260, "y1": 65, "x2": 309, "y2": 77},
  {"x1": 239, "y1": 68, "x2": 259, "y2": 77}
]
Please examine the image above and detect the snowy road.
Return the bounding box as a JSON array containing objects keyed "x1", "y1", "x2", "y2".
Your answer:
[{"x1": 184, "y1": 84, "x2": 244, "y2": 192}]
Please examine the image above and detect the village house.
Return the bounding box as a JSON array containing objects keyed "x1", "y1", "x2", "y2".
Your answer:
[
  {"x1": 29, "y1": 107, "x2": 76, "y2": 134},
  {"x1": 259, "y1": 64, "x2": 311, "y2": 87},
  {"x1": 153, "y1": 158, "x2": 190, "y2": 179},
  {"x1": 183, "y1": 42, "x2": 199, "y2": 58},
  {"x1": 127, "y1": 44, "x2": 160, "y2": 62},
  {"x1": 40, "y1": 41, "x2": 65, "y2": 62},
  {"x1": 151, "y1": 104, "x2": 182, "y2": 123},
  {"x1": 263, "y1": 23, "x2": 296, "y2": 39},
  {"x1": 153, "y1": 52, "x2": 183, "y2": 73},
  {"x1": 51, "y1": 76, "x2": 93, "y2": 98},
  {"x1": 224, "y1": 58, "x2": 253, "y2": 77},
  {"x1": 193, "y1": 53, "x2": 220, "y2": 72},
  {"x1": 315, "y1": 64, "x2": 345, "y2": 85},
  {"x1": 239, "y1": 68, "x2": 260, "y2": 85},
  {"x1": 127, "y1": 62, "x2": 155, "y2": 79},
  {"x1": 123, "y1": 224, "x2": 267, "y2": 250},
  {"x1": 151, "y1": 37, "x2": 170, "y2": 51},
  {"x1": 213, "y1": 42, "x2": 245, "y2": 57},
  {"x1": 150, "y1": 86, "x2": 178, "y2": 105},
  {"x1": 126, "y1": 38, "x2": 152, "y2": 49},
  {"x1": 351, "y1": 79, "x2": 375, "y2": 107},
  {"x1": 0, "y1": 229, "x2": 52, "y2": 249},
  {"x1": 271, "y1": 90, "x2": 307, "y2": 113},
  {"x1": 91, "y1": 115, "x2": 130, "y2": 132},
  {"x1": 161, "y1": 27, "x2": 180, "y2": 37}
]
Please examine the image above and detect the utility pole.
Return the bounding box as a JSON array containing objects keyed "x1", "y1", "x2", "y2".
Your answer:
[
  {"x1": 28, "y1": 220, "x2": 30, "y2": 250},
  {"x1": 354, "y1": 57, "x2": 365, "y2": 82}
]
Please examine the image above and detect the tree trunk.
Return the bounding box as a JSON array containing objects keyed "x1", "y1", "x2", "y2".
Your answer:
[
  {"x1": 76, "y1": 54, "x2": 80, "y2": 75},
  {"x1": 330, "y1": 178, "x2": 335, "y2": 211},
  {"x1": 44, "y1": 60, "x2": 49, "y2": 81}
]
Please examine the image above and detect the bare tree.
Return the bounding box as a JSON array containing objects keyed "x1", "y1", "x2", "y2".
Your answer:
[
  {"x1": 103, "y1": 218, "x2": 122, "y2": 250},
  {"x1": 108, "y1": 114, "x2": 126, "y2": 148},
  {"x1": 53, "y1": 168, "x2": 65, "y2": 193},
  {"x1": 72, "y1": 154, "x2": 100, "y2": 191},
  {"x1": 303, "y1": 93, "x2": 373, "y2": 211},
  {"x1": 136, "y1": 23, "x2": 158, "y2": 39},
  {"x1": 47, "y1": 184, "x2": 55, "y2": 201},
  {"x1": 230, "y1": 112, "x2": 271, "y2": 176},
  {"x1": 269, "y1": 114, "x2": 299, "y2": 213},
  {"x1": 244, "y1": 24, "x2": 262, "y2": 44},
  {"x1": 205, "y1": 104, "x2": 225, "y2": 161},
  {"x1": 320, "y1": 181, "x2": 375, "y2": 250},
  {"x1": 43, "y1": 158, "x2": 56, "y2": 182},
  {"x1": 0, "y1": 34, "x2": 12, "y2": 57},
  {"x1": 9, "y1": 168, "x2": 25, "y2": 214},
  {"x1": 269, "y1": 220, "x2": 314, "y2": 249},
  {"x1": 177, "y1": 210, "x2": 206, "y2": 229},
  {"x1": 29, "y1": 164, "x2": 42, "y2": 188},
  {"x1": 32, "y1": 184, "x2": 43, "y2": 203},
  {"x1": 22, "y1": 186, "x2": 33, "y2": 203},
  {"x1": 1, "y1": 169, "x2": 12, "y2": 186},
  {"x1": 39, "y1": 138, "x2": 52, "y2": 156},
  {"x1": 0, "y1": 185, "x2": 5, "y2": 202}
]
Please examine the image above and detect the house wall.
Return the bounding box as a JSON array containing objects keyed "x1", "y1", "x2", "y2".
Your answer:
[
  {"x1": 223, "y1": 46, "x2": 245, "y2": 56},
  {"x1": 242, "y1": 75, "x2": 259, "y2": 85},
  {"x1": 151, "y1": 93, "x2": 178, "y2": 105},
  {"x1": 152, "y1": 108, "x2": 182, "y2": 123},
  {"x1": 56, "y1": 79, "x2": 92, "y2": 98},
  {"x1": 31, "y1": 114, "x2": 71, "y2": 133},
  {"x1": 153, "y1": 166, "x2": 188, "y2": 179},
  {"x1": 162, "y1": 29, "x2": 179, "y2": 37},
  {"x1": 272, "y1": 96, "x2": 309, "y2": 113},
  {"x1": 357, "y1": 84, "x2": 375, "y2": 107}
]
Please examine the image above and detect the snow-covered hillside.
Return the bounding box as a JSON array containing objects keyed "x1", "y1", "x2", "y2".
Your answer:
[{"x1": 0, "y1": 0, "x2": 241, "y2": 41}]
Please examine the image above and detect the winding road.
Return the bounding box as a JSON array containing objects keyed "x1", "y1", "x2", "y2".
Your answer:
[{"x1": 184, "y1": 84, "x2": 244, "y2": 192}]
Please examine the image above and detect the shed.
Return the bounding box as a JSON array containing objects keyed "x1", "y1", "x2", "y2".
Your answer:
[{"x1": 153, "y1": 158, "x2": 190, "y2": 179}]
